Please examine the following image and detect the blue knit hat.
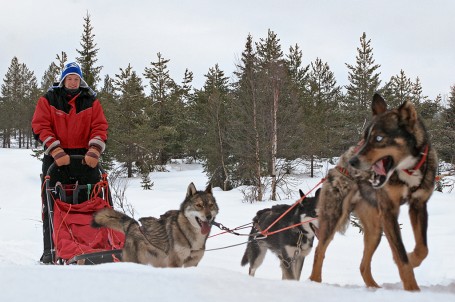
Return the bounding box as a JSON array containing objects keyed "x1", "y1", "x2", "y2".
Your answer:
[{"x1": 59, "y1": 62, "x2": 89, "y2": 88}]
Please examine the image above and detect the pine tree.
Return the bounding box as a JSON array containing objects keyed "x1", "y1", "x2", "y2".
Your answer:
[
  {"x1": 18, "y1": 63, "x2": 39, "y2": 148},
  {"x1": 422, "y1": 94, "x2": 444, "y2": 158},
  {"x1": 76, "y1": 12, "x2": 102, "y2": 88},
  {"x1": 0, "y1": 57, "x2": 38, "y2": 148},
  {"x1": 143, "y1": 52, "x2": 181, "y2": 165},
  {"x1": 410, "y1": 77, "x2": 427, "y2": 104},
  {"x1": 282, "y1": 43, "x2": 310, "y2": 159},
  {"x1": 345, "y1": 32, "x2": 381, "y2": 137},
  {"x1": 40, "y1": 62, "x2": 59, "y2": 92},
  {"x1": 140, "y1": 173, "x2": 154, "y2": 190},
  {"x1": 144, "y1": 52, "x2": 176, "y2": 104},
  {"x1": 256, "y1": 29, "x2": 287, "y2": 201},
  {"x1": 173, "y1": 68, "x2": 194, "y2": 159},
  {"x1": 345, "y1": 33, "x2": 381, "y2": 108},
  {"x1": 111, "y1": 64, "x2": 148, "y2": 177},
  {"x1": 438, "y1": 85, "x2": 455, "y2": 162},
  {"x1": 304, "y1": 58, "x2": 343, "y2": 162},
  {"x1": 230, "y1": 33, "x2": 265, "y2": 200},
  {"x1": 40, "y1": 51, "x2": 68, "y2": 94},
  {"x1": 381, "y1": 69, "x2": 412, "y2": 107},
  {"x1": 286, "y1": 43, "x2": 309, "y2": 93},
  {"x1": 409, "y1": 77, "x2": 438, "y2": 125},
  {"x1": 98, "y1": 74, "x2": 117, "y2": 170},
  {"x1": 1, "y1": 57, "x2": 21, "y2": 147},
  {"x1": 56, "y1": 51, "x2": 68, "y2": 72},
  {"x1": 190, "y1": 64, "x2": 231, "y2": 190},
  {"x1": 180, "y1": 69, "x2": 194, "y2": 99}
]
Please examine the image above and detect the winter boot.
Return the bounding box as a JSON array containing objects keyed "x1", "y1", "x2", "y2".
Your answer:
[
  {"x1": 40, "y1": 202, "x2": 53, "y2": 264},
  {"x1": 40, "y1": 251, "x2": 53, "y2": 264}
]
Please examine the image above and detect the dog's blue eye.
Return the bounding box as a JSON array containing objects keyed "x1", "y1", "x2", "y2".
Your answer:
[{"x1": 376, "y1": 135, "x2": 383, "y2": 142}]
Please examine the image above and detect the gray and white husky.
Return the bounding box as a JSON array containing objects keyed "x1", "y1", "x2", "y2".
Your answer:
[{"x1": 92, "y1": 182, "x2": 219, "y2": 267}]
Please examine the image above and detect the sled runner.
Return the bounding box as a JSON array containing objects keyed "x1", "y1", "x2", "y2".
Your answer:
[{"x1": 43, "y1": 155, "x2": 124, "y2": 265}]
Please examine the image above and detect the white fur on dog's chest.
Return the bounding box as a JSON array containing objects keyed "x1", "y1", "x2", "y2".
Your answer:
[
  {"x1": 190, "y1": 234, "x2": 207, "y2": 250},
  {"x1": 284, "y1": 236, "x2": 313, "y2": 258},
  {"x1": 398, "y1": 169, "x2": 423, "y2": 189}
]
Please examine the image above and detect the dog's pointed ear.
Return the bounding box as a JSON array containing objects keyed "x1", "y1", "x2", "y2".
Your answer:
[
  {"x1": 314, "y1": 188, "x2": 321, "y2": 199},
  {"x1": 187, "y1": 182, "x2": 197, "y2": 197},
  {"x1": 205, "y1": 183, "x2": 212, "y2": 194},
  {"x1": 299, "y1": 189, "x2": 305, "y2": 198},
  {"x1": 398, "y1": 100, "x2": 417, "y2": 130},
  {"x1": 372, "y1": 93, "x2": 387, "y2": 116}
]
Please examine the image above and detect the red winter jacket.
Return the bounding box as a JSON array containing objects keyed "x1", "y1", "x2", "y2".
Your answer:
[{"x1": 32, "y1": 87, "x2": 108, "y2": 154}]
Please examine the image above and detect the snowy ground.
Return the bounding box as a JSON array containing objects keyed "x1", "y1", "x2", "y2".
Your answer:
[{"x1": 0, "y1": 148, "x2": 454, "y2": 301}]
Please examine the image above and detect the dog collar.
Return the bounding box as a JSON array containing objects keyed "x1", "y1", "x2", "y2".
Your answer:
[
  {"x1": 402, "y1": 145, "x2": 429, "y2": 176},
  {"x1": 336, "y1": 166, "x2": 350, "y2": 177}
]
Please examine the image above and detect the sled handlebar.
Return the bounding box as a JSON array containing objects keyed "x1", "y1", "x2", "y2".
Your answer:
[{"x1": 46, "y1": 155, "x2": 106, "y2": 177}]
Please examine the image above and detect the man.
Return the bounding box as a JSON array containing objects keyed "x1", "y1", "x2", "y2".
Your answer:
[{"x1": 31, "y1": 62, "x2": 108, "y2": 263}]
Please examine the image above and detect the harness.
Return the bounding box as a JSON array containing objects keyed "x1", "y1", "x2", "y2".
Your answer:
[{"x1": 278, "y1": 231, "x2": 307, "y2": 269}]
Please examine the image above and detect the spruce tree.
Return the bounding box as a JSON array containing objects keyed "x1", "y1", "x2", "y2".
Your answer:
[
  {"x1": 19, "y1": 63, "x2": 39, "y2": 148},
  {"x1": 410, "y1": 77, "x2": 436, "y2": 124},
  {"x1": 56, "y1": 51, "x2": 68, "y2": 72},
  {"x1": 287, "y1": 43, "x2": 309, "y2": 92},
  {"x1": 438, "y1": 86, "x2": 455, "y2": 162},
  {"x1": 230, "y1": 33, "x2": 265, "y2": 200},
  {"x1": 40, "y1": 62, "x2": 59, "y2": 93},
  {"x1": 173, "y1": 68, "x2": 194, "y2": 159},
  {"x1": 0, "y1": 57, "x2": 38, "y2": 148},
  {"x1": 1, "y1": 57, "x2": 21, "y2": 147},
  {"x1": 143, "y1": 52, "x2": 181, "y2": 165},
  {"x1": 381, "y1": 69, "x2": 412, "y2": 108},
  {"x1": 304, "y1": 58, "x2": 343, "y2": 162},
  {"x1": 190, "y1": 64, "x2": 231, "y2": 190},
  {"x1": 345, "y1": 32, "x2": 381, "y2": 138},
  {"x1": 345, "y1": 32, "x2": 381, "y2": 108},
  {"x1": 98, "y1": 74, "x2": 117, "y2": 170},
  {"x1": 282, "y1": 43, "x2": 310, "y2": 159},
  {"x1": 111, "y1": 64, "x2": 148, "y2": 177},
  {"x1": 76, "y1": 12, "x2": 102, "y2": 88},
  {"x1": 256, "y1": 29, "x2": 287, "y2": 200}
]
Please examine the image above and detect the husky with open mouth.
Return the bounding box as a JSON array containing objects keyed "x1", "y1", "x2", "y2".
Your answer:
[
  {"x1": 92, "y1": 182, "x2": 219, "y2": 267},
  {"x1": 348, "y1": 93, "x2": 438, "y2": 291}
]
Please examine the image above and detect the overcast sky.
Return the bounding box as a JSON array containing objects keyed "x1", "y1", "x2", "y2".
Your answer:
[{"x1": 1, "y1": 0, "x2": 454, "y2": 100}]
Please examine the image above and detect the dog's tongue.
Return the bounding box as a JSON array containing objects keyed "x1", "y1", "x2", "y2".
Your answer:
[
  {"x1": 201, "y1": 221, "x2": 211, "y2": 235},
  {"x1": 373, "y1": 159, "x2": 387, "y2": 176}
]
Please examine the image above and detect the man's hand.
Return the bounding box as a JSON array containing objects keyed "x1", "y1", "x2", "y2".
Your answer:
[
  {"x1": 50, "y1": 147, "x2": 70, "y2": 166},
  {"x1": 84, "y1": 146, "x2": 101, "y2": 168}
]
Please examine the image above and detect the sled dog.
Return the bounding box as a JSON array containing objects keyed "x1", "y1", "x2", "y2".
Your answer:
[
  {"x1": 309, "y1": 144, "x2": 380, "y2": 287},
  {"x1": 241, "y1": 189, "x2": 320, "y2": 280},
  {"x1": 92, "y1": 182, "x2": 219, "y2": 267},
  {"x1": 310, "y1": 93, "x2": 437, "y2": 291}
]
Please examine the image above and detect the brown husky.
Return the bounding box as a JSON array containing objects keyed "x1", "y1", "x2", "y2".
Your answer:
[
  {"x1": 309, "y1": 145, "x2": 381, "y2": 287},
  {"x1": 92, "y1": 182, "x2": 219, "y2": 267},
  {"x1": 310, "y1": 93, "x2": 437, "y2": 291}
]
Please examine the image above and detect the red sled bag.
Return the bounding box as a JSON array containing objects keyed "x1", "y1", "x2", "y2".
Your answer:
[{"x1": 53, "y1": 196, "x2": 124, "y2": 261}]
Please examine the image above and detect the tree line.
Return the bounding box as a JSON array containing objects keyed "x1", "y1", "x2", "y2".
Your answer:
[{"x1": 1, "y1": 13, "x2": 454, "y2": 201}]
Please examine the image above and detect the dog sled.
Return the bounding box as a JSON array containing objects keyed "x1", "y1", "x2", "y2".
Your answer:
[{"x1": 43, "y1": 155, "x2": 124, "y2": 265}]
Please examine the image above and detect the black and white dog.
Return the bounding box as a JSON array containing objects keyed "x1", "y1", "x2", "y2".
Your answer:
[{"x1": 241, "y1": 189, "x2": 319, "y2": 280}]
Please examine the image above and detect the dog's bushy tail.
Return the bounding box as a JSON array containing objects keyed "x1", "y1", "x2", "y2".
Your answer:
[
  {"x1": 91, "y1": 208, "x2": 136, "y2": 233},
  {"x1": 241, "y1": 223, "x2": 261, "y2": 266},
  {"x1": 241, "y1": 250, "x2": 249, "y2": 266}
]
